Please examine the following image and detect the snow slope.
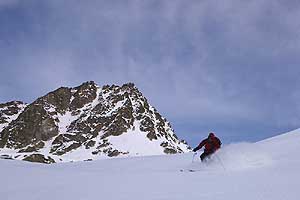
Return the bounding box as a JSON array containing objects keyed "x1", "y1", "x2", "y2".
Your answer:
[{"x1": 0, "y1": 129, "x2": 299, "y2": 200}]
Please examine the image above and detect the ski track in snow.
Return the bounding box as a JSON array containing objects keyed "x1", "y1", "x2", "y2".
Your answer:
[{"x1": 0, "y1": 129, "x2": 300, "y2": 200}]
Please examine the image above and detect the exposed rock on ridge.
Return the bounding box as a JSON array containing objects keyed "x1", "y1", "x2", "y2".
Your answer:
[{"x1": 0, "y1": 82, "x2": 190, "y2": 163}]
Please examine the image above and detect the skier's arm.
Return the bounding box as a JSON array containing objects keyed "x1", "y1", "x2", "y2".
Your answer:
[
  {"x1": 216, "y1": 137, "x2": 222, "y2": 147},
  {"x1": 193, "y1": 139, "x2": 207, "y2": 152}
]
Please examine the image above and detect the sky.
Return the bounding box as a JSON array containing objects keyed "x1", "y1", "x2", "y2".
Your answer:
[{"x1": 1, "y1": 0, "x2": 300, "y2": 146}]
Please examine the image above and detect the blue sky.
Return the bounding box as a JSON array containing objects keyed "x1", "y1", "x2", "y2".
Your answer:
[{"x1": 1, "y1": 0, "x2": 300, "y2": 146}]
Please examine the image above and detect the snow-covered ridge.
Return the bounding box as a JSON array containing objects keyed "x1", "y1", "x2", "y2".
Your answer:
[
  {"x1": 0, "y1": 82, "x2": 190, "y2": 163},
  {"x1": 256, "y1": 128, "x2": 300, "y2": 161}
]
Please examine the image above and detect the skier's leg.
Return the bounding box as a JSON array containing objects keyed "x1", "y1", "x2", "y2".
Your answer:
[
  {"x1": 200, "y1": 151, "x2": 213, "y2": 162},
  {"x1": 200, "y1": 152, "x2": 209, "y2": 161}
]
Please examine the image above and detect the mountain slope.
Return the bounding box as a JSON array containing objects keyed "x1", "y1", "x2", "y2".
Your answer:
[
  {"x1": 0, "y1": 82, "x2": 189, "y2": 163},
  {"x1": 0, "y1": 129, "x2": 299, "y2": 200}
]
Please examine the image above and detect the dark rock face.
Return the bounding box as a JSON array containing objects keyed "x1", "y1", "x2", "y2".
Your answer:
[
  {"x1": 0, "y1": 101, "x2": 26, "y2": 126},
  {"x1": 0, "y1": 102, "x2": 58, "y2": 149},
  {"x1": 23, "y1": 154, "x2": 55, "y2": 164},
  {"x1": 0, "y1": 81, "x2": 189, "y2": 163},
  {"x1": 40, "y1": 87, "x2": 72, "y2": 113},
  {"x1": 70, "y1": 81, "x2": 97, "y2": 110},
  {"x1": 0, "y1": 101, "x2": 27, "y2": 148}
]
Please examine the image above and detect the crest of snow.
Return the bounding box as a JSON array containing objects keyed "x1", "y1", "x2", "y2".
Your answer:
[{"x1": 256, "y1": 128, "x2": 300, "y2": 161}]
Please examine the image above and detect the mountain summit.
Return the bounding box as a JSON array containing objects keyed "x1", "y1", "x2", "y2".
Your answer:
[{"x1": 0, "y1": 82, "x2": 189, "y2": 163}]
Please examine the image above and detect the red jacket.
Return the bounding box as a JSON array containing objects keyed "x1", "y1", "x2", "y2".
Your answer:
[{"x1": 194, "y1": 134, "x2": 221, "y2": 153}]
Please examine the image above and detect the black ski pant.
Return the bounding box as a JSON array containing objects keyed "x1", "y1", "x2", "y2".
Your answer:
[{"x1": 200, "y1": 151, "x2": 214, "y2": 161}]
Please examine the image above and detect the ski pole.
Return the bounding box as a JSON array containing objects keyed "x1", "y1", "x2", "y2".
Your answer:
[
  {"x1": 215, "y1": 154, "x2": 226, "y2": 171},
  {"x1": 192, "y1": 152, "x2": 197, "y2": 163}
]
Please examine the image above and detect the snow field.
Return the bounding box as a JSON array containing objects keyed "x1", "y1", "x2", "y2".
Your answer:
[{"x1": 0, "y1": 129, "x2": 300, "y2": 200}]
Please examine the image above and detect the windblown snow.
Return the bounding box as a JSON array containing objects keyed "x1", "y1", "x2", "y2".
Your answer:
[{"x1": 0, "y1": 129, "x2": 299, "y2": 200}]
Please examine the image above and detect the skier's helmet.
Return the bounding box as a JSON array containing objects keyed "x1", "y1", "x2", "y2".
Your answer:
[{"x1": 208, "y1": 132, "x2": 215, "y2": 138}]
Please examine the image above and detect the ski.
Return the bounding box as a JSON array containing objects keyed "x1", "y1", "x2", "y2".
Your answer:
[{"x1": 180, "y1": 169, "x2": 199, "y2": 172}]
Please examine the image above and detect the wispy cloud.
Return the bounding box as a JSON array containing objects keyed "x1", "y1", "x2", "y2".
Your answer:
[{"x1": 1, "y1": 0, "x2": 300, "y2": 142}]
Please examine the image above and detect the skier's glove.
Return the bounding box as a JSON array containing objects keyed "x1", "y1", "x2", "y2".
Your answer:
[{"x1": 192, "y1": 148, "x2": 197, "y2": 152}]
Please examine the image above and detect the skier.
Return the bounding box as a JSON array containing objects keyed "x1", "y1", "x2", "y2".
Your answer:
[{"x1": 193, "y1": 132, "x2": 222, "y2": 161}]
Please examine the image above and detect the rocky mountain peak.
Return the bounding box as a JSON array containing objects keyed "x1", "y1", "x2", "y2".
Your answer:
[{"x1": 0, "y1": 82, "x2": 190, "y2": 163}]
